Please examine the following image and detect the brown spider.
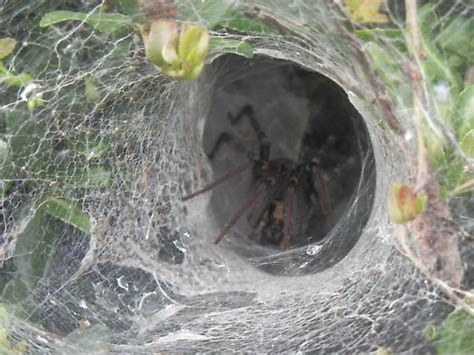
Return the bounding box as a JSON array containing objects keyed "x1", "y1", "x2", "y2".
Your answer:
[{"x1": 183, "y1": 105, "x2": 350, "y2": 249}]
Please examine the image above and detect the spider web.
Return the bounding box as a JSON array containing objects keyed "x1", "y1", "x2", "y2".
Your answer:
[{"x1": 0, "y1": 0, "x2": 473, "y2": 353}]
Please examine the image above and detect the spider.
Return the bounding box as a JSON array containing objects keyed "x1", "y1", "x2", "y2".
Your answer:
[{"x1": 183, "y1": 105, "x2": 352, "y2": 249}]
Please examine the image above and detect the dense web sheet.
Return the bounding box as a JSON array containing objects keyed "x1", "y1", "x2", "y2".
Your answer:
[{"x1": 0, "y1": 0, "x2": 473, "y2": 353}]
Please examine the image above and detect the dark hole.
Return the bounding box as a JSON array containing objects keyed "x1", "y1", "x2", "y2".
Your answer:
[{"x1": 186, "y1": 54, "x2": 376, "y2": 275}]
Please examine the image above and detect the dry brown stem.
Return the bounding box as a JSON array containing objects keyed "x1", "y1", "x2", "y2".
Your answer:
[{"x1": 402, "y1": 0, "x2": 465, "y2": 295}]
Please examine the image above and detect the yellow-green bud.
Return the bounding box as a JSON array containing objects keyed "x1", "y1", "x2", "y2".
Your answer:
[
  {"x1": 143, "y1": 20, "x2": 209, "y2": 80},
  {"x1": 388, "y1": 183, "x2": 427, "y2": 224}
]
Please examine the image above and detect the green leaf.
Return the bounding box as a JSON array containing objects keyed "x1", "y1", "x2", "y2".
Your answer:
[
  {"x1": 434, "y1": 149, "x2": 470, "y2": 193},
  {"x1": 345, "y1": 0, "x2": 389, "y2": 24},
  {"x1": 454, "y1": 85, "x2": 473, "y2": 165},
  {"x1": 434, "y1": 86, "x2": 474, "y2": 193},
  {"x1": 3, "y1": 72, "x2": 34, "y2": 88},
  {"x1": 0, "y1": 139, "x2": 8, "y2": 166},
  {"x1": 0, "y1": 38, "x2": 16, "y2": 59},
  {"x1": 115, "y1": 0, "x2": 141, "y2": 18},
  {"x1": 39, "y1": 10, "x2": 135, "y2": 36},
  {"x1": 455, "y1": 85, "x2": 474, "y2": 141},
  {"x1": 437, "y1": 16, "x2": 474, "y2": 63},
  {"x1": 354, "y1": 28, "x2": 402, "y2": 42},
  {"x1": 363, "y1": 42, "x2": 411, "y2": 106},
  {"x1": 67, "y1": 165, "x2": 111, "y2": 189},
  {"x1": 0, "y1": 304, "x2": 10, "y2": 348},
  {"x1": 1, "y1": 284, "x2": 32, "y2": 325},
  {"x1": 459, "y1": 131, "x2": 473, "y2": 158},
  {"x1": 217, "y1": 13, "x2": 279, "y2": 35},
  {"x1": 424, "y1": 307, "x2": 474, "y2": 354},
  {"x1": 39, "y1": 198, "x2": 91, "y2": 235},
  {"x1": 0, "y1": 302, "x2": 32, "y2": 353},
  {"x1": 1, "y1": 280, "x2": 30, "y2": 306},
  {"x1": 209, "y1": 38, "x2": 254, "y2": 59},
  {"x1": 9, "y1": 120, "x2": 51, "y2": 173},
  {"x1": 418, "y1": 4, "x2": 462, "y2": 123},
  {"x1": 108, "y1": 36, "x2": 133, "y2": 63},
  {"x1": 0, "y1": 62, "x2": 33, "y2": 88},
  {"x1": 12, "y1": 211, "x2": 57, "y2": 291},
  {"x1": 67, "y1": 131, "x2": 110, "y2": 160},
  {"x1": 177, "y1": 0, "x2": 234, "y2": 29}
]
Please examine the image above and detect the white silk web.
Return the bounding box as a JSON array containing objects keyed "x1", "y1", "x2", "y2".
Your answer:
[{"x1": 0, "y1": 0, "x2": 472, "y2": 353}]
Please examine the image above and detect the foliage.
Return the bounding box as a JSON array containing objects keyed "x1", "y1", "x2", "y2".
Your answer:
[
  {"x1": 39, "y1": 10, "x2": 135, "y2": 36},
  {"x1": 0, "y1": 304, "x2": 26, "y2": 354},
  {"x1": 424, "y1": 306, "x2": 474, "y2": 354},
  {"x1": 209, "y1": 38, "x2": 254, "y2": 59},
  {"x1": 344, "y1": 0, "x2": 389, "y2": 24},
  {"x1": 39, "y1": 0, "x2": 256, "y2": 78},
  {"x1": 388, "y1": 183, "x2": 426, "y2": 224},
  {"x1": 1, "y1": 5, "x2": 262, "y2": 331},
  {"x1": 0, "y1": 0, "x2": 472, "y2": 350},
  {"x1": 143, "y1": 21, "x2": 209, "y2": 80},
  {"x1": 355, "y1": 3, "x2": 473, "y2": 194},
  {"x1": 0, "y1": 38, "x2": 17, "y2": 59},
  {"x1": 0, "y1": 38, "x2": 33, "y2": 89}
]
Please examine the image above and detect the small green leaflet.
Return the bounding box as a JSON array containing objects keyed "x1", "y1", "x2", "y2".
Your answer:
[
  {"x1": 39, "y1": 10, "x2": 134, "y2": 36},
  {"x1": 40, "y1": 198, "x2": 91, "y2": 235},
  {"x1": 209, "y1": 38, "x2": 254, "y2": 59},
  {"x1": 177, "y1": 0, "x2": 233, "y2": 29},
  {"x1": 0, "y1": 38, "x2": 16, "y2": 59},
  {"x1": 424, "y1": 307, "x2": 474, "y2": 354}
]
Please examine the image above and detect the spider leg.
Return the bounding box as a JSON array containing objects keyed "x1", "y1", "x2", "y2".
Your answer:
[
  {"x1": 206, "y1": 132, "x2": 250, "y2": 160},
  {"x1": 214, "y1": 179, "x2": 273, "y2": 244},
  {"x1": 206, "y1": 105, "x2": 262, "y2": 160},
  {"x1": 280, "y1": 183, "x2": 295, "y2": 249},
  {"x1": 310, "y1": 159, "x2": 334, "y2": 226},
  {"x1": 182, "y1": 163, "x2": 251, "y2": 201},
  {"x1": 228, "y1": 105, "x2": 270, "y2": 162},
  {"x1": 280, "y1": 174, "x2": 306, "y2": 249}
]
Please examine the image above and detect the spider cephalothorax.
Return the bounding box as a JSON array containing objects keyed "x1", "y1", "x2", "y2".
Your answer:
[{"x1": 183, "y1": 105, "x2": 350, "y2": 249}]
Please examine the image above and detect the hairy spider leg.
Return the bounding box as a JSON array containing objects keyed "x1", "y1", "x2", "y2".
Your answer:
[
  {"x1": 296, "y1": 179, "x2": 305, "y2": 239},
  {"x1": 207, "y1": 105, "x2": 271, "y2": 162},
  {"x1": 310, "y1": 159, "x2": 334, "y2": 226},
  {"x1": 280, "y1": 172, "x2": 306, "y2": 248},
  {"x1": 182, "y1": 163, "x2": 251, "y2": 201},
  {"x1": 228, "y1": 105, "x2": 271, "y2": 162},
  {"x1": 207, "y1": 132, "x2": 249, "y2": 160},
  {"x1": 214, "y1": 181, "x2": 272, "y2": 244},
  {"x1": 280, "y1": 182, "x2": 295, "y2": 249}
]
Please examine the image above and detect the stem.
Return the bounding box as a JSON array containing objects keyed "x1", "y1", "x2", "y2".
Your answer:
[
  {"x1": 405, "y1": 0, "x2": 429, "y2": 189},
  {"x1": 405, "y1": 0, "x2": 422, "y2": 58},
  {"x1": 396, "y1": 226, "x2": 474, "y2": 316}
]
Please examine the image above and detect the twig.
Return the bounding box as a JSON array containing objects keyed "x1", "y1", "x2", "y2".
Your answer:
[
  {"x1": 449, "y1": 178, "x2": 474, "y2": 196},
  {"x1": 326, "y1": 13, "x2": 402, "y2": 131},
  {"x1": 405, "y1": 0, "x2": 422, "y2": 58},
  {"x1": 396, "y1": 226, "x2": 474, "y2": 317},
  {"x1": 402, "y1": 0, "x2": 466, "y2": 300},
  {"x1": 405, "y1": 0, "x2": 474, "y2": 171},
  {"x1": 15, "y1": 318, "x2": 75, "y2": 351},
  {"x1": 405, "y1": 0, "x2": 429, "y2": 189}
]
